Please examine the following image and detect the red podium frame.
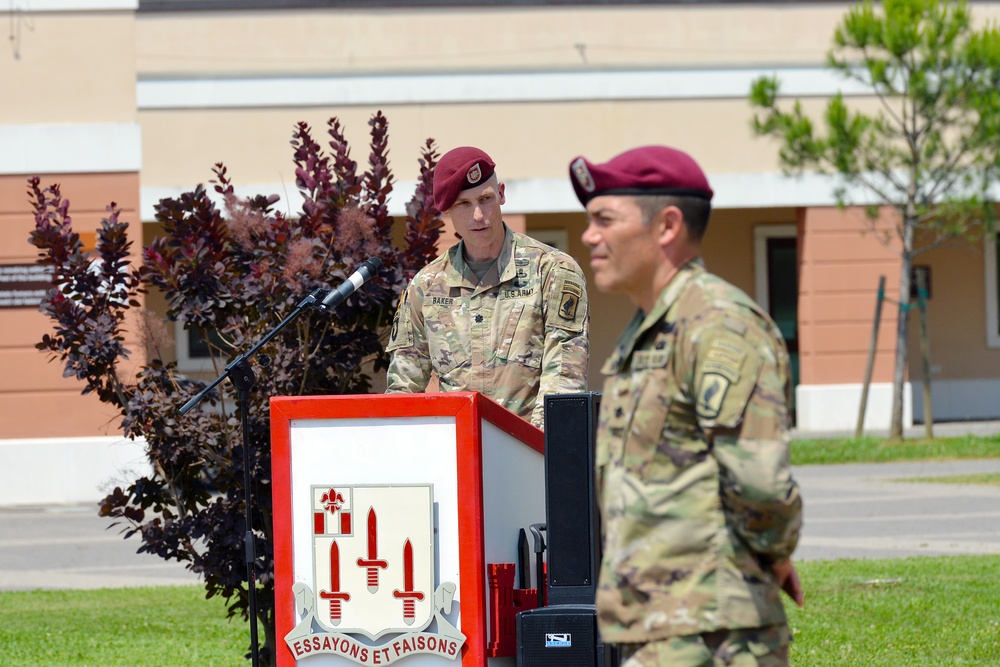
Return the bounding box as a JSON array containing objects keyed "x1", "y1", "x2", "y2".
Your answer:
[{"x1": 271, "y1": 392, "x2": 544, "y2": 667}]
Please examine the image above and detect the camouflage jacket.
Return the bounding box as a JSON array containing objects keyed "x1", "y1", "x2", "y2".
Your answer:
[
  {"x1": 385, "y1": 226, "x2": 589, "y2": 428},
  {"x1": 596, "y1": 259, "x2": 802, "y2": 644}
]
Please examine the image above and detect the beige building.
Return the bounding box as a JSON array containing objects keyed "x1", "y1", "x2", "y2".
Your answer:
[{"x1": 2, "y1": 1, "x2": 999, "y2": 505}]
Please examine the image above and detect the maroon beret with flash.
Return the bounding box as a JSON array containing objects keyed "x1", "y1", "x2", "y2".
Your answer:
[
  {"x1": 433, "y1": 146, "x2": 497, "y2": 212},
  {"x1": 569, "y1": 145, "x2": 713, "y2": 206}
]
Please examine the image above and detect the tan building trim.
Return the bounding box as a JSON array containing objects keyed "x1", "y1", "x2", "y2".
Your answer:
[
  {"x1": 17, "y1": 1, "x2": 136, "y2": 10},
  {"x1": 136, "y1": 66, "x2": 875, "y2": 110},
  {"x1": 797, "y1": 382, "x2": 912, "y2": 433},
  {"x1": 141, "y1": 172, "x2": 877, "y2": 222},
  {"x1": 0, "y1": 123, "x2": 142, "y2": 175},
  {"x1": 0, "y1": 436, "x2": 149, "y2": 506}
]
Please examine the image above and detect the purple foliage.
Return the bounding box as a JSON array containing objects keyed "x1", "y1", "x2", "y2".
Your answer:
[{"x1": 27, "y1": 116, "x2": 441, "y2": 665}]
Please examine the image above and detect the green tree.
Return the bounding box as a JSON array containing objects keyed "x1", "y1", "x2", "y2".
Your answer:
[
  {"x1": 28, "y1": 112, "x2": 441, "y2": 665},
  {"x1": 749, "y1": 0, "x2": 1000, "y2": 439}
]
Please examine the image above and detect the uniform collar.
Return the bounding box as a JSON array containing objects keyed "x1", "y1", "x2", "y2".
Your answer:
[
  {"x1": 601, "y1": 258, "x2": 705, "y2": 375},
  {"x1": 446, "y1": 223, "x2": 515, "y2": 289}
]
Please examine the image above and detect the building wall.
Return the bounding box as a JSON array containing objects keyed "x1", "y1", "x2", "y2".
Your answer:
[
  {"x1": 0, "y1": 172, "x2": 143, "y2": 439},
  {"x1": 4, "y1": 1, "x2": 1000, "y2": 504},
  {"x1": 0, "y1": 3, "x2": 147, "y2": 505},
  {"x1": 2, "y1": 11, "x2": 136, "y2": 124},
  {"x1": 132, "y1": 5, "x2": 844, "y2": 75},
  {"x1": 908, "y1": 236, "x2": 1000, "y2": 422},
  {"x1": 796, "y1": 206, "x2": 913, "y2": 431}
]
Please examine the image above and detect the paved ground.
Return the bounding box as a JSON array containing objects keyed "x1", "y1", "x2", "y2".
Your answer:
[
  {"x1": 795, "y1": 458, "x2": 1000, "y2": 561},
  {"x1": 2, "y1": 421, "x2": 999, "y2": 591},
  {"x1": 791, "y1": 420, "x2": 1000, "y2": 560},
  {"x1": 0, "y1": 503, "x2": 197, "y2": 591},
  {"x1": 789, "y1": 418, "x2": 1000, "y2": 440}
]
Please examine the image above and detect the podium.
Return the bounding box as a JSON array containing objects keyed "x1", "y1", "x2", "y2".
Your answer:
[{"x1": 271, "y1": 392, "x2": 545, "y2": 667}]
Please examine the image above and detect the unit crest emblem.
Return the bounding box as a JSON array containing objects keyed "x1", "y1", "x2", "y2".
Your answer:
[{"x1": 285, "y1": 484, "x2": 465, "y2": 664}]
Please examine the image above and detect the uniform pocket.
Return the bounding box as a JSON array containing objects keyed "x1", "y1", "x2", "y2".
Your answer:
[
  {"x1": 620, "y1": 371, "x2": 670, "y2": 481},
  {"x1": 425, "y1": 301, "x2": 470, "y2": 375},
  {"x1": 495, "y1": 301, "x2": 543, "y2": 369}
]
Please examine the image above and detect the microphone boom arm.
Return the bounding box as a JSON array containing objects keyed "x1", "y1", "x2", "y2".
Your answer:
[
  {"x1": 178, "y1": 287, "x2": 325, "y2": 416},
  {"x1": 179, "y1": 256, "x2": 382, "y2": 415}
]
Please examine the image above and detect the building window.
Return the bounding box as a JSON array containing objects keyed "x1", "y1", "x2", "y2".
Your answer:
[
  {"x1": 175, "y1": 322, "x2": 233, "y2": 372},
  {"x1": 986, "y1": 236, "x2": 1000, "y2": 349},
  {"x1": 530, "y1": 229, "x2": 569, "y2": 253},
  {"x1": 754, "y1": 224, "x2": 799, "y2": 415}
]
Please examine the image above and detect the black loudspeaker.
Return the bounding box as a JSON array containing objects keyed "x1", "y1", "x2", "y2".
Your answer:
[
  {"x1": 543, "y1": 392, "x2": 602, "y2": 607},
  {"x1": 516, "y1": 605, "x2": 615, "y2": 667}
]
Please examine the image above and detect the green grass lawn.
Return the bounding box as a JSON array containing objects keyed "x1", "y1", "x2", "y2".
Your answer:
[
  {"x1": 788, "y1": 555, "x2": 1000, "y2": 666},
  {"x1": 894, "y1": 472, "x2": 1000, "y2": 486},
  {"x1": 0, "y1": 586, "x2": 255, "y2": 667},
  {"x1": 3, "y1": 434, "x2": 997, "y2": 665},
  {"x1": 2, "y1": 556, "x2": 998, "y2": 666},
  {"x1": 790, "y1": 432, "x2": 1000, "y2": 466}
]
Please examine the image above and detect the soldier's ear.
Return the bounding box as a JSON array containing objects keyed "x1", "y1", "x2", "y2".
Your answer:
[{"x1": 657, "y1": 205, "x2": 684, "y2": 248}]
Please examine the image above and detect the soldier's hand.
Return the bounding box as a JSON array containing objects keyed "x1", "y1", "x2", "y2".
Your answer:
[{"x1": 772, "y1": 558, "x2": 804, "y2": 607}]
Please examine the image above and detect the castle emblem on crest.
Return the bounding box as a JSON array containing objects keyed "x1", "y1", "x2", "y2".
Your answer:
[{"x1": 286, "y1": 484, "x2": 465, "y2": 664}]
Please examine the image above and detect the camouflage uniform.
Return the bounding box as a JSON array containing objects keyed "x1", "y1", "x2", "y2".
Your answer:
[
  {"x1": 596, "y1": 259, "x2": 802, "y2": 655},
  {"x1": 619, "y1": 624, "x2": 790, "y2": 667},
  {"x1": 386, "y1": 225, "x2": 589, "y2": 428}
]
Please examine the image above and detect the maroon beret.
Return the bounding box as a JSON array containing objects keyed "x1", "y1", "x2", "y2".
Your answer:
[
  {"x1": 569, "y1": 145, "x2": 713, "y2": 206},
  {"x1": 433, "y1": 146, "x2": 497, "y2": 212}
]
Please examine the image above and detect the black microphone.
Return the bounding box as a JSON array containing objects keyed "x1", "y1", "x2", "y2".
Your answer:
[{"x1": 319, "y1": 257, "x2": 383, "y2": 310}]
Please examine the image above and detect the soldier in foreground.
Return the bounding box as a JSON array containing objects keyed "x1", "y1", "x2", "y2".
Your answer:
[
  {"x1": 386, "y1": 146, "x2": 589, "y2": 429},
  {"x1": 569, "y1": 145, "x2": 803, "y2": 666}
]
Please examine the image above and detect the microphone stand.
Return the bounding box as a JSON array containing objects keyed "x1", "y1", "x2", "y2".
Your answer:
[{"x1": 179, "y1": 287, "x2": 329, "y2": 667}]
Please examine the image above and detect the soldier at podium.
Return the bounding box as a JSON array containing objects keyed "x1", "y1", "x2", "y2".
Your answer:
[
  {"x1": 569, "y1": 145, "x2": 803, "y2": 667},
  {"x1": 386, "y1": 146, "x2": 590, "y2": 429}
]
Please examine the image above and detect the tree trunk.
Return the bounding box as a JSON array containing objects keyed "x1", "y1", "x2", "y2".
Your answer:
[
  {"x1": 916, "y1": 268, "x2": 934, "y2": 438},
  {"x1": 889, "y1": 226, "x2": 915, "y2": 440}
]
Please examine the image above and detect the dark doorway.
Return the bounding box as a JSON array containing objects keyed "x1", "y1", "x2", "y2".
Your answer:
[{"x1": 765, "y1": 236, "x2": 799, "y2": 418}]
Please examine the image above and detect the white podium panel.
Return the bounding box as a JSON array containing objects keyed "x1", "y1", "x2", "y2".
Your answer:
[{"x1": 271, "y1": 393, "x2": 545, "y2": 667}]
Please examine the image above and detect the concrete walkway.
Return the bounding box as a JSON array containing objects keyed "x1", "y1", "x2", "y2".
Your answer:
[
  {"x1": 790, "y1": 418, "x2": 1000, "y2": 440},
  {"x1": 790, "y1": 419, "x2": 1000, "y2": 560},
  {"x1": 794, "y1": 458, "x2": 1000, "y2": 561},
  {"x1": 2, "y1": 426, "x2": 999, "y2": 590},
  {"x1": 0, "y1": 503, "x2": 197, "y2": 591}
]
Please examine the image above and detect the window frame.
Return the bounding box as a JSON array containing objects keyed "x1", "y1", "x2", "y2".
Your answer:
[
  {"x1": 986, "y1": 235, "x2": 1000, "y2": 349},
  {"x1": 529, "y1": 229, "x2": 569, "y2": 253},
  {"x1": 174, "y1": 321, "x2": 231, "y2": 373},
  {"x1": 753, "y1": 224, "x2": 797, "y2": 313}
]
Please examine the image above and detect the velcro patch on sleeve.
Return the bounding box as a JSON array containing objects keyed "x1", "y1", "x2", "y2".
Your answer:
[
  {"x1": 385, "y1": 292, "x2": 414, "y2": 352},
  {"x1": 558, "y1": 279, "x2": 583, "y2": 321},
  {"x1": 695, "y1": 334, "x2": 760, "y2": 427},
  {"x1": 550, "y1": 268, "x2": 586, "y2": 333},
  {"x1": 696, "y1": 373, "x2": 731, "y2": 419}
]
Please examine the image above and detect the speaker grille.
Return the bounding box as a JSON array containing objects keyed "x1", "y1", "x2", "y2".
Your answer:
[
  {"x1": 517, "y1": 607, "x2": 598, "y2": 667},
  {"x1": 544, "y1": 393, "x2": 601, "y2": 605}
]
